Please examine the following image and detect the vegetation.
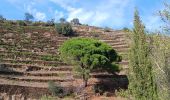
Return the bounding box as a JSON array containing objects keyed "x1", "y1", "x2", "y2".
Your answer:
[
  {"x1": 0, "y1": 15, "x2": 6, "y2": 22},
  {"x1": 128, "y1": 9, "x2": 157, "y2": 100},
  {"x1": 48, "y1": 81, "x2": 63, "y2": 97},
  {"x1": 59, "y1": 38, "x2": 120, "y2": 87},
  {"x1": 55, "y1": 23, "x2": 73, "y2": 36},
  {"x1": 149, "y1": 3, "x2": 170, "y2": 100},
  {"x1": 25, "y1": 12, "x2": 34, "y2": 22},
  {"x1": 71, "y1": 18, "x2": 80, "y2": 25}
]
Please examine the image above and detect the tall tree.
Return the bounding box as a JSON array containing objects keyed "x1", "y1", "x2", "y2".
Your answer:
[
  {"x1": 128, "y1": 9, "x2": 157, "y2": 100},
  {"x1": 59, "y1": 38, "x2": 120, "y2": 87}
]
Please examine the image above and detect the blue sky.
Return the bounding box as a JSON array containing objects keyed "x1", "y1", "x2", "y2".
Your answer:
[{"x1": 0, "y1": 0, "x2": 168, "y2": 30}]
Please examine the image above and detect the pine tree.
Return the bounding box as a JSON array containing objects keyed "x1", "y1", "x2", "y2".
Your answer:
[{"x1": 128, "y1": 9, "x2": 157, "y2": 100}]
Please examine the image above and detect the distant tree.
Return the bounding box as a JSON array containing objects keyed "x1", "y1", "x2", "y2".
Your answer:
[
  {"x1": 0, "y1": 15, "x2": 6, "y2": 22},
  {"x1": 25, "y1": 13, "x2": 34, "y2": 21},
  {"x1": 122, "y1": 27, "x2": 130, "y2": 32},
  {"x1": 128, "y1": 9, "x2": 158, "y2": 100},
  {"x1": 59, "y1": 38, "x2": 120, "y2": 87},
  {"x1": 59, "y1": 18, "x2": 66, "y2": 23},
  {"x1": 55, "y1": 22, "x2": 73, "y2": 36},
  {"x1": 71, "y1": 18, "x2": 80, "y2": 25},
  {"x1": 46, "y1": 18, "x2": 55, "y2": 26}
]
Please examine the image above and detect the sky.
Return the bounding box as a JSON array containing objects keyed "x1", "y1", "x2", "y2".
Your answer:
[{"x1": 0, "y1": 0, "x2": 168, "y2": 31}]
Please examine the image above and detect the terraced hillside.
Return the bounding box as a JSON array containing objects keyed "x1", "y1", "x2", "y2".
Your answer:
[{"x1": 0, "y1": 23, "x2": 129, "y2": 99}]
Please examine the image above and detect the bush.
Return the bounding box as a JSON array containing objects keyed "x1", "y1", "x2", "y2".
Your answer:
[
  {"x1": 55, "y1": 23, "x2": 73, "y2": 36},
  {"x1": 48, "y1": 81, "x2": 64, "y2": 97},
  {"x1": 104, "y1": 27, "x2": 111, "y2": 32},
  {"x1": 17, "y1": 20, "x2": 27, "y2": 26}
]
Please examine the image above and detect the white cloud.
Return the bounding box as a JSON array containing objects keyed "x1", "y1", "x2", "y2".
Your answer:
[
  {"x1": 35, "y1": 12, "x2": 46, "y2": 21},
  {"x1": 50, "y1": 0, "x2": 134, "y2": 28},
  {"x1": 24, "y1": 1, "x2": 46, "y2": 21},
  {"x1": 144, "y1": 15, "x2": 163, "y2": 31},
  {"x1": 54, "y1": 10, "x2": 64, "y2": 21}
]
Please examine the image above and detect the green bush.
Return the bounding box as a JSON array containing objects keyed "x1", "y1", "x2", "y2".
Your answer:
[
  {"x1": 55, "y1": 23, "x2": 73, "y2": 36},
  {"x1": 17, "y1": 20, "x2": 27, "y2": 26}
]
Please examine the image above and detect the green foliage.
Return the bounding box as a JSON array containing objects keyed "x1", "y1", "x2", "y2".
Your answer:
[
  {"x1": 48, "y1": 81, "x2": 63, "y2": 97},
  {"x1": 128, "y1": 9, "x2": 158, "y2": 100},
  {"x1": 115, "y1": 89, "x2": 129, "y2": 98},
  {"x1": 55, "y1": 23, "x2": 73, "y2": 36},
  {"x1": 150, "y1": 34, "x2": 170, "y2": 100},
  {"x1": 17, "y1": 20, "x2": 27, "y2": 26},
  {"x1": 59, "y1": 38, "x2": 120, "y2": 87},
  {"x1": 40, "y1": 95, "x2": 56, "y2": 100},
  {"x1": 41, "y1": 55, "x2": 59, "y2": 61}
]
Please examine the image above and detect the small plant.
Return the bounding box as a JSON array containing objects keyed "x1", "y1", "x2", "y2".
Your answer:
[
  {"x1": 40, "y1": 95, "x2": 56, "y2": 100},
  {"x1": 41, "y1": 55, "x2": 58, "y2": 61},
  {"x1": 48, "y1": 81, "x2": 64, "y2": 97},
  {"x1": 115, "y1": 89, "x2": 129, "y2": 98},
  {"x1": 55, "y1": 23, "x2": 73, "y2": 36},
  {"x1": 92, "y1": 84, "x2": 107, "y2": 95}
]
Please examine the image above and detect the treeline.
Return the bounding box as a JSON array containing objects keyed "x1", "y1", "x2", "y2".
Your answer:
[{"x1": 0, "y1": 12, "x2": 81, "y2": 27}]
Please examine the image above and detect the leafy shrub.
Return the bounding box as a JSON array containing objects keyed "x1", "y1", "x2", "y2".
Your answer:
[
  {"x1": 48, "y1": 81, "x2": 64, "y2": 97},
  {"x1": 55, "y1": 23, "x2": 73, "y2": 36},
  {"x1": 17, "y1": 20, "x2": 27, "y2": 26}
]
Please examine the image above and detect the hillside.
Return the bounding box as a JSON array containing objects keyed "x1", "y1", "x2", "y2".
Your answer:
[{"x1": 0, "y1": 22, "x2": 129, "y2": 99}]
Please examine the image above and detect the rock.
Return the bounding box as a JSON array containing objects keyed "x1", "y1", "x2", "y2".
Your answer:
[{"x1": 4, "y1": 33, "x2": 14, "y2": 38}]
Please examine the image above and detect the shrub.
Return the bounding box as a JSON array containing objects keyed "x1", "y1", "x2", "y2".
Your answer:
[
  {"x1": 104, "y1": 27, "x2": 111, "y2": 32},
  {"x1": 55, "y1": 23, "x2": 73, "y2": 36},
  {"x1": 17, "y1": 20, "x2": 27, "y2": 26},
  {"x1": 48, "y1": 81, "x2": 64, "y2": 97}
]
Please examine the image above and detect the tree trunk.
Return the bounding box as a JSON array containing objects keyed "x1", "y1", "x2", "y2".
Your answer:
[
  {"x1": 83, "y1": 79, "x2": 88, "y2": 87},
  {"x1": 83, "y1": 74, "x2": 88, "y2": 87}
]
